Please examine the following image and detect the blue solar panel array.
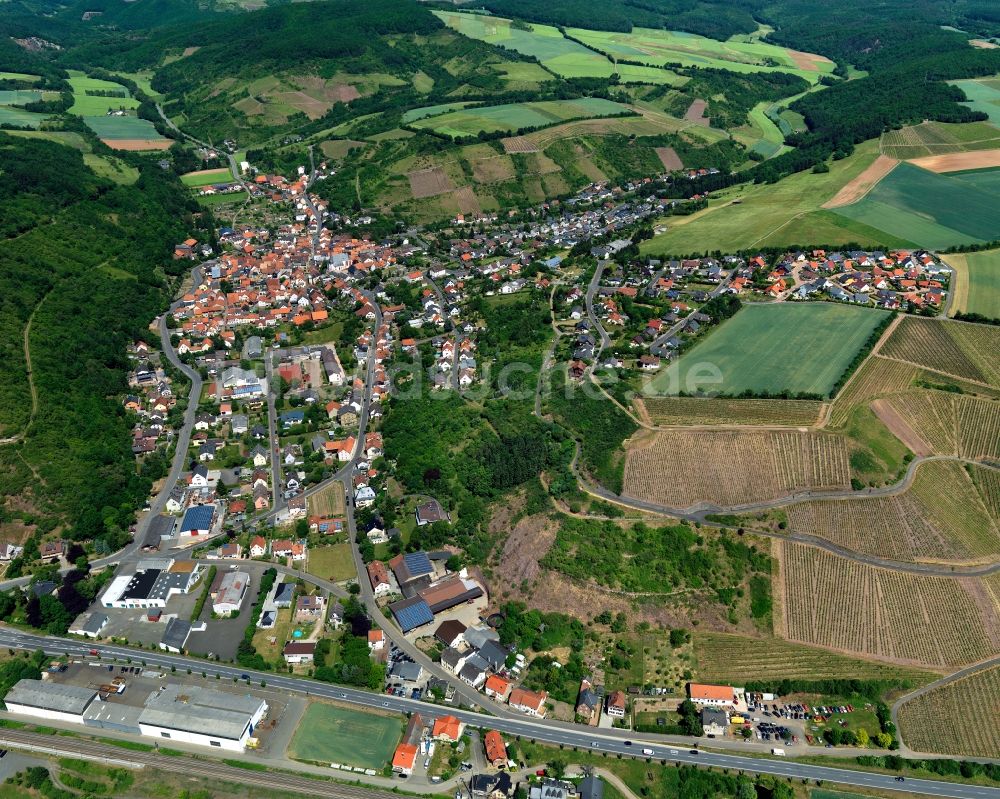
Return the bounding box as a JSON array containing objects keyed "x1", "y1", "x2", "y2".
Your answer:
[
  {"x1": 180, "y1": 505, "x2": 214, "y2": 533},
  {"x1": 392, "y1": 598, "x2": 434, "y2": 632},
  {"x1": 403, "y1": 551, "x2": 433, "y2": 577}
]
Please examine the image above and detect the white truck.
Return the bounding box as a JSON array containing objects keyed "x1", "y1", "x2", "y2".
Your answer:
[
  {"x1": 642, "y1": 748, "x2": 654, "y2": 756},
  {"x1": 771, "y1": 748, "x2": 786, "y2": 756}
]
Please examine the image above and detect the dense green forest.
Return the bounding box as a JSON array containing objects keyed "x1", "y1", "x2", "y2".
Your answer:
[{"x1": 0, "y1": 132, "x2": 203, "y2": 567}]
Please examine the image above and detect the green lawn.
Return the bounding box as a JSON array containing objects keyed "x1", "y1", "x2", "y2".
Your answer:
[
  {"x1": 305, "y1": 543, "x2": 356, "y2": 582},
  {"x1": 949, "y1": 248, "x2": 1000, "y2": 320},
  {"x1": 409, "y1": 97, "x2": 631, "y2": 138},
  {"x1": 287, "y1": 702, "x2": 403, "y2": 769},
  {"x1": 197, "y1": 190, "x2": 249, "y2": 207},
  {"x1": 648, "y1": 303, "x2": 888, "y2": 397}
]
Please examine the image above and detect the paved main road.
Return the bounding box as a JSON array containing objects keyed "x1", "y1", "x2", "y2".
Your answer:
[{"x1": 0, "y1": 629, "x2": 997, "y2": 799}]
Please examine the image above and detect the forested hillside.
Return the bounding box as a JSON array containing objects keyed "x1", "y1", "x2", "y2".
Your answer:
[{"x1": 0, "y1": 132, "x2": 204, "y2": 562}]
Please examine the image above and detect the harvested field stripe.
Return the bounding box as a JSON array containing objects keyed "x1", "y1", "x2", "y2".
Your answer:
[{"x1": 822, "y1": 155, "x2": 899, "y2": 208}]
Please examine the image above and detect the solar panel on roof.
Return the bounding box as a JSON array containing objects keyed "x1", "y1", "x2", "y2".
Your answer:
[
  {"x1": 402, "y1": 551, "x2": 433, "y2": 576},
  {"x1": 392, "y1": 598, "x2": 433, "y2": 632}
]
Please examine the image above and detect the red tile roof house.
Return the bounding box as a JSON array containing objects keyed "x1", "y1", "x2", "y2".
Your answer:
[
  {"x1": 484, "y1": 730, "x2": 507, "y2": 767},
  {"x1": 392, "y1": 743, "x2": 417, "y2": 775},
  {"x1": 508, "y1": 687, "x2": 547, "y2": 717},
  {"x1": 432, "y1": 715, "x2": 464, "y2": 742}
]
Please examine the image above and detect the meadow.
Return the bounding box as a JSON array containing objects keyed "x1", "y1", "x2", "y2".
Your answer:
[
  {"x1": 435, "y1": 11, "x2": 683, "y2": 84},
  {"x1": 951, "y1": 75, "x2": 1000, "y2": 125},
  {"x1": 898, "y1": 664, "x2": 1000, "y2": 756},
  {"x1": 833, "y1": 162, "x2": 1000, "y2": 249},
  {"x1": 287, "y1": 702, "x2": 402, "y2": 768},
  {"x1": 181, "y1": 167, "x2": 234, "y2": 187},
  {"x1": 565, "y1": 26, "x2": 833, "y2": 83},
  {"x1": 648, "y1": 303, "x2": 888, "y2": 397},
  {"x1": 67, "y1": 74, "x2": 140, "y2": 115},
  {"x1": 640, "y1": 140, "x2": 917, "y2": 254},
  {"x1": 409, "y1": 97, "x2": 632, "y2": 138},
  {"x1": 947, "y1": 248, "x2": 1000, "y2": 320}
]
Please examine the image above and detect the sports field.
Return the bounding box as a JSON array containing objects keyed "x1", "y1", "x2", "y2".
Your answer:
[
  {"x1": 181, "y1": 167, "x2": 234, "y2": 187},
  {"x1": 67, "y1": 74, "x2": 140, "y2": 115},
  {"x1": 947, "y1": 249, "x2": 1000, "y2": 320},
  {"x1": 565, "y1": 26, "x2": 833, "y2": 83},
  {"x1": 409, "y1": 97, "x2": 631, "y2": 138},
  {"x1": 832, "y1": 162, "x2": 1000, "y2": 249},
  {"x1": 287, "y1": 703, "x2": 402, "y2": 769},
  {"x1": 647, "y1": 303, "x2": 888, "y2": 397},
  {"x1": 951, "y1": 75, "x2": 1000, "y2": 125}
]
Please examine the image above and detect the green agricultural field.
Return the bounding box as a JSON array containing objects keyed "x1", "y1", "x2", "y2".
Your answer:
[
  {"x1": 4, "y1": 130, "x2": 90, "y2": 151},
  {"x1": 287, "y1": 703, "x2": 403, "y2": 769},
  {"x1": 402, "y1": 102, "x2": 477, "y2": 124},
  {"x1": 948, "y1": 249, "x2": 1000, "y2": 320},
  {"x1": 565, "y1": 26, "x2": 834, "y2": 83},
  {"x1": 641, "y1": 140, "x2": 916, "y2": 254},
  {"x1": 880, "y1": 120, "x2": 1000, "y2": 159},
  {"x1": 0, "y1": 90, "x2": 42, "y2": 105},
  {"x1": 409, "y1": 97, "x2": 631, "y2": 138},
  {"x1": 68, "y1": 75, "x2": 140, "y2": 115},
  {"x1": 833, "y1": 162, "x2": 1000, "y2": 249},
  {"x1": 951, "y1": 75, "x2": 1000, "y2": 125},
  {"x1": 491, "y1": 61, "x2": 554, "y2": 86},
  {"x1": 0, "y1": 106, "x2": 48, "y2": 128},
  {"x1": 181, "y1": 167, "x2": 234, "y2": 187},
  {"x1": 0, "y1": 72, "x2": 40, "y2": 83},
  {"x1": 436, "y1": 11, "x2": 615, "y2": 78},
  {"x1": 648, "y1": 303, "x2": 888, "y2": 397},
  {"x1": 83, "y1": 115, "x2": 168, "y2": 142}
]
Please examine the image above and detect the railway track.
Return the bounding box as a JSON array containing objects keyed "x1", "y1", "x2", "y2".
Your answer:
[{"x1": 0, "y1": 728, "x2": 399, "y2": 799}]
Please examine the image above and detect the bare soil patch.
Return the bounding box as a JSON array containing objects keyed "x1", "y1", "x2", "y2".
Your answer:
[
  {"x1": 822, "y1": 154, "x2": 899, "y2": 208},
  {"x1": 490, "y1": 513, "x2": 558, "y2": 591},
  {"x1": 655, "y1": 146, "x2": 683, "y2": 170},
  {"x1": 471, "y1": 156, "x2": 516, "y2": 183},
  {"x1": 970, "y1": 39, "x2": 999, "y2": 49},
  {"x1": 102, "y1": 139, "x2": 172, "y2": 151},
  {"x1": 408, "y1": 167, "x2": 453, "y2": 198},
  {"x1": 908, "y1": 149, "x2": 1000, "y2": 173},
  {"x1": 871, "y1": 398, "x2": 933, "y2": 456},
  {"x1": 788, "y1": 50, "x2": 831, "y2": 70},
  {"x1": 181, "y1": 46, "x2": 200, "y2": 57},
  {"x1": 683, "y1": 99, "x2": 709, "y2": 126},
  {"x1": 501, "y1": 136, "x2": 539, "y2": 154}
]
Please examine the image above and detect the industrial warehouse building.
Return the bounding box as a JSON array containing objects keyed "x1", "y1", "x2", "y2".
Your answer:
[
  {"x1": 4, "y1": 680, "x2": 99, "y2": 725},
  {"x1": 100, "y1": 559, "x2": 201, "y2": 609},
  {"x1": 4, "y1": 679, "x2": 266, "y2": 752},
  {"x1": 138, "y1": 684, "x2": 267, "y2": 751}
]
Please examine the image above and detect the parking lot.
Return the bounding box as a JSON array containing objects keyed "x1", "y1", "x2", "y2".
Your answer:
[{"x1": 186, "y1": 563, "x2": 266, "y2": 661}]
